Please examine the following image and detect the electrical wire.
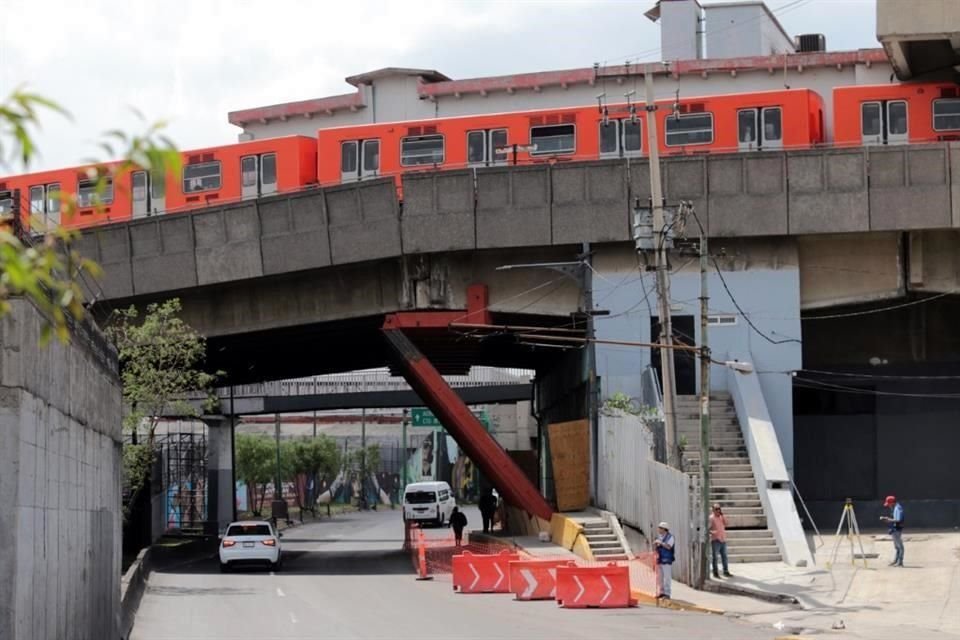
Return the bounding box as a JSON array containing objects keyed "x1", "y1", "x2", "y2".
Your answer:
[
  {"x1": 800, "y1": 292, "x2": 957, "y2": 320},
  {"x1": 793, "y1": 376, "x2": 960, "y2": 400},
  {"x1": 711, "y1": 256, "x2": 801, "y2": 345},
  {"x1": 761, "y1": 368, "x2": 960, "y2": 381}
]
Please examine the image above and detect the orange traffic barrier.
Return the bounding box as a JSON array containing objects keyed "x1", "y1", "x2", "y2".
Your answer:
[
  {"x1": 555, "y1": 563, "x2": 636, "y2": 609},
  {"x1": 415, "y1": 528, "x2": 432, "y2": 581},
  {"x1": 452, "y1": 550, "x2": 520, "y2": 593},
  {"x1": 508, "y1": 559, "x2": 574, "y2": 601}
]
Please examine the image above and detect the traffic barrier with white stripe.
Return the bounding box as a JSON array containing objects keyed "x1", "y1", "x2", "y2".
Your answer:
[
  {"x1": 555, "y1": 564, "x2": 636, "y2": 609},
  {"x1": 452, "y1": 550, "x2": 520, "y2": 594},
  {"x1": 508, "y1": 559, "x2": 574, "y2": 601}
]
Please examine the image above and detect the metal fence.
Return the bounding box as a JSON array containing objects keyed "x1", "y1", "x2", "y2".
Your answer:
[{"x1": 598, "y1": 412, "x2": 700, "y2": 586}]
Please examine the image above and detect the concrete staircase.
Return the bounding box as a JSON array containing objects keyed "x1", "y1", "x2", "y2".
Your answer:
[
  {"x1": 574, "y1": 517, "x2": 629, "y2": 561},
  {"x1": 676, "y1": 394, "x2": 781, "y2": 564}
]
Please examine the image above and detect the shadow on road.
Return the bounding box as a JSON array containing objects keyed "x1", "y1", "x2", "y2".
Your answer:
[{"x1": 153, "y1": 548, "x2": 415, "y2": 577}]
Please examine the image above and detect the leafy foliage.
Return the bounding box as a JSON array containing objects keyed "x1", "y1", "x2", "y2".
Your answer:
[
  {"x1": 0, "y1": 89, "x2": 180, "y2": 342},
  {"x1": 106, "y1": 298, "x2": 218, "y2": 437},
  {"x1": 602, "y1": 391, "x2": 660, "y2": 420},
  {"x1": 235, "y1": 434, "x2": 275, "y2": 516},
  {"x1": 121, "y1": 443, "x2": 155, "y2": 522}
]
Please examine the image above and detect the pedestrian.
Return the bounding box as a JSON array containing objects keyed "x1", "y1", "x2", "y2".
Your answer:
[
  {"x1": 880, "y1": 495, "x2": 904, "y2": 567},
  {"x1": 709, "y1": 504, "x2": 732, "y2": 578},
  {"x1": 479, "y1": 490, "x2": 498, "y2": 533},
  {"x1": 449, "y1": 506, "x2": 468, "y2": 547},
  {"x1": 654, "y1": 522, "x2": 675, "y2": 599}
]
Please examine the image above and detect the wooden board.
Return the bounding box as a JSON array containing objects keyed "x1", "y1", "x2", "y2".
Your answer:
[{"x1": 548, "y1": 419, "x2": 590, "y2": 511}]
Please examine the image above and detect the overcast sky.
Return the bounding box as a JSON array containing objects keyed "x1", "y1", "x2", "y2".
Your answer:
[{"x1": 1, "y1": 0, "x2": 877, "y2": 172}]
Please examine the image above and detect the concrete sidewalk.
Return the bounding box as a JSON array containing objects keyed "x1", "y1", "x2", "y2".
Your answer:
[{"x1": 681, "y1": 531, "x2": 960, "y2": 639}]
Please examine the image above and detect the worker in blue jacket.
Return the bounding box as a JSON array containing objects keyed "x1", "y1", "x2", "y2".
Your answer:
[
  {"x1": 880, "y1": 495, "x2": 905, "y2": 567},
  {"x1": 654, "y1": 521, "x2": 676, "y2": 599}
]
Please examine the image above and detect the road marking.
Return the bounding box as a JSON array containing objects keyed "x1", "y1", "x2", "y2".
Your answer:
[
  {"x1": 289, "y1": 611, "x2": 298, "y2": 624},
  {"x1": 600, "y1": 575, "x2": 612, "y2": 603},
  {"x1": 573, "y1": 575, "x2": 585, "y2": 602},
  {"x1": 469, "y1": 563, "x2": 481, "y2": 590},
  {"x1": 276, "y1": 587, "x2": 286, "y2": 598},
  {"x1": 492, "y1": 562, "x2": 505, "y2": 590},
  {"x1": 520, "y1": 569, "x2": 537, "y2": 599}
]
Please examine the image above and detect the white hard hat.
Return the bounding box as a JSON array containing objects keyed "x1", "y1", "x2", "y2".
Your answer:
[{"x1": 658, "y1": 521, "x2": 670, "y2": 530}]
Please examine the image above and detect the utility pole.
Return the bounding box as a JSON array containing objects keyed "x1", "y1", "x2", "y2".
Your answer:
[
  {"x1": 274, "y1": 413, "x2": 282, "y2": 499},
  {"x1": 360, "y1": 408, "x2": 367, "y2": 509},
  {"x1": 696, "y1": 205, "x2": 711, "y2": 589},
  {"x1": 401, "y1": 408, "x2": 409, "y2": 491},
  {"x1": 581, "y1": 241, "x2": 600, "y2": 502},
  {"x1": 643, "y1": 67, "x2": 679, "y2": 467}
]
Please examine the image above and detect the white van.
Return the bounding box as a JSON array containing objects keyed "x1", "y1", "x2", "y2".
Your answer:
[{"x1": 403, "y1": 481, "x2": 456, "y2": 526}]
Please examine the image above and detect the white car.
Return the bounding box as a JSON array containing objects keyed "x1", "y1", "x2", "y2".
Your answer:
[
  {"x1": 402, "y1": 481, "x2": 456, "y2": 526},
  {"x1": 219, "y1": 520, "x2": 283, "y2": 572}
]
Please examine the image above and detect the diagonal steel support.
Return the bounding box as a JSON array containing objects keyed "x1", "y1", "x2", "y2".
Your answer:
[{"x1": 382, "y1": 321, "x2": 553, "y2": 522}]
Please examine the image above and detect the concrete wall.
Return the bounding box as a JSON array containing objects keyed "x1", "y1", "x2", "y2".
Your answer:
[
  {"x1": 0, "y1": 300, "x2": 122, "y2": 640},
  {"x1": 593, "y1": 240, "x2": 802, "y2": 471}
]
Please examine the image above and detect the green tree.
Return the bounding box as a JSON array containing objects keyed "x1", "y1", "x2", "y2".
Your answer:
[
  {"x1": 235, "y1": 434, "x2": 275, "y2": 516},
  {"x1": 0, "y1": 90, "x2": 179, "y2": 343},
  {"x1": 284, "y1": 436, "x2": 342, "y2": 519},
  {"x1": 106, "y1": 298, "x2": 218, "y2": 518}
]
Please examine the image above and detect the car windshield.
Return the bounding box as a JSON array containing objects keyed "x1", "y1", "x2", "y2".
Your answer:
[
  {"x1": 226, "y1": 524, "x2": 272, "y2": 536},
  {"x1": 405, "y1": 491, "x2": 437, "y2": 504}
]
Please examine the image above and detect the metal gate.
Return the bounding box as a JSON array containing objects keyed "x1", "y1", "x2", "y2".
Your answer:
[{"x1": 158, "y1": 431, "x2": 208, "y2": 534}]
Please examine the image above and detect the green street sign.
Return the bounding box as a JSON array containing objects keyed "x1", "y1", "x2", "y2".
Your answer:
[{"x1": 411, "y1": 407, "x2": 490, "y2": 430}]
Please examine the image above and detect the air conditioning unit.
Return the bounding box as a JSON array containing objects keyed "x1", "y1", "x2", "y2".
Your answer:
[{"x1": 795, "y1": 33, "x2": 826, "y2": 53}]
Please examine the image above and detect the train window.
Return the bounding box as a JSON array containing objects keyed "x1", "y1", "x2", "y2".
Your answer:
[
  {"x1": 29, "y1": 186, "x2": 44, "y2": 215},
  {"x1": 132, "y1": 171, "x2": 148, "y2": 202},
  {"x1": 468, "y1": 131, "x2": 486, "y2": 164},
  {"x1": 182, "y1": 161, "x2": 221, "y2": 193},
  {"x1": 762, "y1": 108, "x2": 782, "y2": 142},
  {"x1": 401, "y1": 135, "x2": 445, "y2": 166},
  {"x1": 362, "y1": 140, "x2": 380, "y2": 173},
  {"x1": 530, "y1": 124, "x2": 575, "y2": 155},
  {"x1": 261, "y1": 154, "x2": 277, "y2": 186},
  {"x1": 738, "y1": 110, "x2": 757, "y2": 144},
  {"x1": 933, "y1": 99, "x2": 960, "y2": 131},
  {"x1": 0, "y1": 191, "x2": 12, "y2": 216},
  {"x1": 888, "y1": 101, "x2": 908, "y2": 135},
  {"x1": 241, "y1": 156, "x2": 258, "y2": 187},
  {"x1": 623, "y1": 120, "x2": 642, "y2": 154},
  {"x1": 599, "y1": 122, "x2": 619, "y2": 155},
  {"x1": 341, "y1": 141, "x2": 358, "y2": 173},
  {"x1": 46, "y1": 184, "x2": 60, "y2": 222},
  {"x1": 861, "y1": 103, "x2": 882, "y2": 137},
  {"x1": 77, "y1": 177, "x2": 114, "y2": 207},
  {"x1": 490, "y1": 129, "x2": 508, "y2": 162},
  {"x1": 151, "y1": 171, "x2": 165, "y2": 200},
  {"x1": 665, "y1": 113, "x2": 713, "y2": 146}
]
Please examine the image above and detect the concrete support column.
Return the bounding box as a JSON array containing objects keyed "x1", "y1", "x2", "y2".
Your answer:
[{"x1": 203, "y1": 416, "x2": 235, "y2": 534}]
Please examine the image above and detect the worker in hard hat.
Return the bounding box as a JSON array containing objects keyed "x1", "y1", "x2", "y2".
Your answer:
[
  {"x1": 880, "y1": 495, "x2": 904, "y2": 567},
  {"x1": 654, "y1": 521, "x2": 676, "y2": 599}
]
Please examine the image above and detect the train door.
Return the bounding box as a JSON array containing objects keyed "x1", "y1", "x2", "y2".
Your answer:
[
  {"x1": 599, "y1": 119, "x2": 642, "y2": 159},
  {"x1": 860, "y1": 100, "x2": 908, "y2": 146},
  {"x1": 340, "y1": 140, "x2": 380, "y2": 183},
  {"x1": 241, "y1": 153, "x2": 278, "y2": 198},
  {"x1": 737, "y1": 107, "x2": 782, "y2": 151},
  {"x1": 131, "y1": 171, "x2": 166, "y2": 217},
  {"x1": 28, "y1": 182, "x2": 60, "y2": 227},
  {"x1": 467, "y1": 129, "x2": 508, "y2": 166}
]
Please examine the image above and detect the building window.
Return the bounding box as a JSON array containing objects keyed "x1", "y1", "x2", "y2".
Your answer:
[
  {"x1": 530, "y1": 124, "x2": 575, "y2": 155},
  {"x1": 77, "y1": 177, "x2": 114, "y2": 207},
  {"x1": 707, "y1": 315, "x2": 738, "y2": 326},
  {"x1": 933, "y1": 99, "x2": 960, "y2": 131},
  {"x1": 665, "y1": 113, "x2": 713, "y2": 146},
  {"x1": 401, "y1": 134, "x2": 444, "y2": 166},
  {"x1": 182, "y1": 161, "x2": 221, "y2": 193}
]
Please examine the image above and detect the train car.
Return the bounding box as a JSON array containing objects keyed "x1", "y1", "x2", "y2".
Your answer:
[
  {"x1": 316, "y1": 88, "x2": 824, "y2": 187},
  {"x1": 833, "y1": 82, "x2": 960, "y2": 146},
  {"x1": 163, "y1": 135, "x2": 317, "y2": 214},
  {"x1": 0, "y1": 135, "x2": 317, "y2": 233}
]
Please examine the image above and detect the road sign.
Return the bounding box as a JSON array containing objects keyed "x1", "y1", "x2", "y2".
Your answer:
[{"x1": 411, "y1": 408, "x2": 489, "y2": 430}]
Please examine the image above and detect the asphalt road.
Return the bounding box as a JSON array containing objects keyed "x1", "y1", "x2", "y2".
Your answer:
[{"x1": 131, "y1": 507, "x2": 775, "y2": 640}]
